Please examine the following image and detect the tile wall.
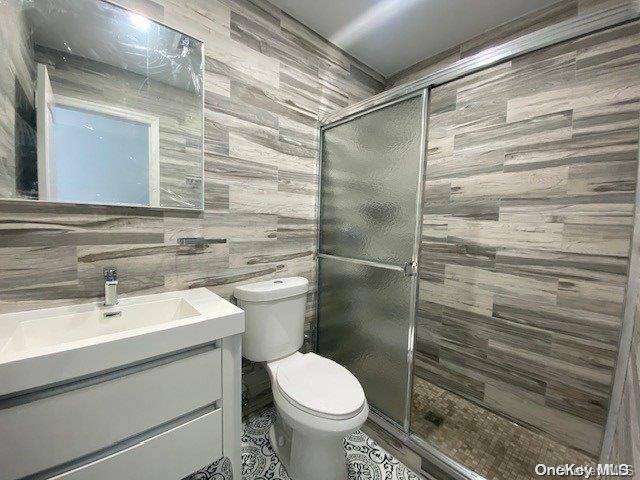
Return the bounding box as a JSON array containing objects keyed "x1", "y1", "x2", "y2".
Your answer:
[{"x1": 0, "y1": 0, "x2": 385, "y2": 411}]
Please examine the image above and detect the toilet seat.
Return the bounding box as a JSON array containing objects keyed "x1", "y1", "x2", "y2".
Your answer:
[{"x1": 274, "y1": 353, "x2": 366, "y2": 420}]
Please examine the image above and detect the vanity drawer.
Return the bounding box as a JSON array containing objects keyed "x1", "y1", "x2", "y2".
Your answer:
[
  {"x1": 51, "y1": 408, "x2": 223, "y2": 480},
  {"x1": 0, "y1": 346, "x2": 222, "y2": 480}
]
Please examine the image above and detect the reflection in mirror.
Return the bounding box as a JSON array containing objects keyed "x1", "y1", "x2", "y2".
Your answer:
[{"x1": 0, "y1": 0, "x2": 204, "y2": 209}]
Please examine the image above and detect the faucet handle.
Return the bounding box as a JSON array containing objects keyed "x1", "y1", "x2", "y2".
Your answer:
[{"x1": 103, "y1": 267, "x2": 118, "y2": 282}]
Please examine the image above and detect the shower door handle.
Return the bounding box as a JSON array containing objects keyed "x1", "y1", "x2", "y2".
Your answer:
[{"x1": 403, "y1": 260, "x2": 417, "y2": 277}]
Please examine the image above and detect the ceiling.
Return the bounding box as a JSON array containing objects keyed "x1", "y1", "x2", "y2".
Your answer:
[{"x1": 270, "y1": 0, "x2": 560, "y2": 77}]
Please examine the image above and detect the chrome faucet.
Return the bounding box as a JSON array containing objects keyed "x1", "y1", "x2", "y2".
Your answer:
[{"x1": 103, "y1": 267, "x2": 118, "y2": 306}]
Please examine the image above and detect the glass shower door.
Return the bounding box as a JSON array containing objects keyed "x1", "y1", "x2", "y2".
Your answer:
[{"x1": 317, "y1": 92, "x2": 427, "y2": 427}]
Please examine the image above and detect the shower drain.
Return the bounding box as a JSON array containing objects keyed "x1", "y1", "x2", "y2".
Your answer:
[{"x1": 424, "y1": 410, "x2": 444, "y2": 427}]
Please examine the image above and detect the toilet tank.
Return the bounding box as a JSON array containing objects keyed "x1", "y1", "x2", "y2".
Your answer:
[{"x1": 234, "y1": 277, "x2": 309, "y2": 362}]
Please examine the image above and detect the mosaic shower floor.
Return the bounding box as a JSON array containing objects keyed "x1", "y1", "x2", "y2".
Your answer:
[
  {"x1": 186, "y1": 407, "x2": 421, "y2": 480},
  {"x1": 411, "y1": 377, "x2": 594, "y2": 480}
]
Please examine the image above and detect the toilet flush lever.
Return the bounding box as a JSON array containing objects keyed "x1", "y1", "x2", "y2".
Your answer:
[{"x1": 403, "y1": 260, "x2": 417, "y2": 277}]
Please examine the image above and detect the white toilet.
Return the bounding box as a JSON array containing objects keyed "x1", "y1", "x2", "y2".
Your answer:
[{"x1": 234, "y1": 277, "x2": 368, "y2": 480}]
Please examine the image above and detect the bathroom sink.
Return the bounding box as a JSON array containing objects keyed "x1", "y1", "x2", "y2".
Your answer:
[
  {"x1": 0, "y1": 288, "x2": 244, "y2": 396},
  {"x1": 3, "y1": 298, "x2": 201, "y2": 354}
]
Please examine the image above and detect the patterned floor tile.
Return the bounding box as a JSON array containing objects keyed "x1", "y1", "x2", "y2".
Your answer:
[{"x1": 185, "y1": 407, "x2": 421, "y2": 480}]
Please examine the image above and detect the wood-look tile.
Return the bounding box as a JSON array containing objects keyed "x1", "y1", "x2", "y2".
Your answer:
[
  {"x1": 277, "y1": 169, "x2": 316, "y2": 195},
  {"x1": 205, "y1": 88, "x2": 279, "y2": 132},
  {"x1": 550, "y1": 333, "x2": 618, "y2": 372},
  {"x1": 450, "y1": 165, "x2": 569, "y2": 200},
  {"x1": 204, "y1": 116, "x2": 230, "y2": 157},
  {"x1": 421, "y1": 276, "x2": 493, "y2": 317},
  {"x1": 545, "y1": 380, "x2": 608, "y2": 424},
  {"x1": 414, "y1": 352, "x2": 486, "y2": 402},
  {"x1": 558, "y1": 276, "x2": 626, "y2": 316},
  {"x1": 277, "y1": 115, "x2": 317, "y2": 158},
  {"x1": 454, "y1": 111, "x2": 573, "y2": 153},
  {"x1": 0, "y1": 208, "x2": 165, "y2": 247},
  {"x1": 505, "y1": 52, "x2": 576, "y2": 123},
  {"x1": 417, "y1": 20, "x2": 639, "y2": 457},
  {"x1": 493, "y1": 296, "x2": 622, "y2": 345},
  {"x1": 441, "y1": 344, "x2": 548, "y2": 397},
  {"x1": 443, "y1": 216, "x2": 564, "y2": 251},
  {"x1": 204, "y1": 56, "x2": 231, "y2": 98},
  {"x1": 207, "y1": 30, "x2": 280, "y2": 89},
  {"x1": 561, "y1": 223, "x2": 632, "y2": 257},
  {"x1": 415, "y1": 304, "x2": 441, "y2": 362},
  {"x1": 203, "y1": 212, "x2": 277, "y2": 242},
  {"x1": 425, "y1": 149, "x2": 505, "y2": 181},
  {"x1": 275, "y1": 216, "x2": 314, "y2": 240},
  {"x1": 0, "y1": 0, "x2": 384, "y2": 418},
  {"x1": 427, "y1": 81, "x2": 457, "y2": 115},
  {"x1": 76, "y1": 243, "x2": 173, "y2": 295},
  {"x1": 444, "y1": 306, "x2": 553, "y2": 356},
  {"x1": 484, "y1": 381, "x2": 602, "y2": 456},
  {"x1": 499, "y1": 195, "x2": 635, "y2": 225},
  {"x1": 228, "y1": 237, "x2": 312, "y2": 268},
  {"x1": 205, "y1": 153, "x2": 278, "y2": 190},
  {"x1": 567, "y1": 160, "x2": 637, "y2": 197},
  {"x1": 228, "y1": 130, "x2": 314, "y2": 174},
  {"x1": 421, "y1": 241, "x2": 496, "y2": 270},
  {"x1": 0, "y1": 246, "x2": 77, "y2": 291},
  {"x1": 279, "y1": 61, "x2": 322, "y2": 104},
  {"x1": 230, "y1": 78, "x2": 315, "y2": 128},
  {"x1": 229, "y1": 184, "x2": 314, "y2": 218},
  {"x1": 204, "y1": 181, "x2": 230, "y2": 211},
  {"x1": 171, "y1": 242, "x2": 230, "y2": 287},
  {"x1": 230, "y1": 0, "x2": 282, "y2": 33}
]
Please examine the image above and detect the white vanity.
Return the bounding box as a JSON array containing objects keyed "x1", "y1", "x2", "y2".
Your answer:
[{"x1": 0, "y1": 288, "x2": 244, "y2": 480}]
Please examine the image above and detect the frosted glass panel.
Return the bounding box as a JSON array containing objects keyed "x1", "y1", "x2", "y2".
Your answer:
[
  {"x1": 52, "y1": 106, "x2": 152, "y2": 206},
  {"x1": 318, "y1": 257, "x2": 413, "y2": 425},
  {"x1": 320, "y1": 95, "x2": 423, "y2": 265}
]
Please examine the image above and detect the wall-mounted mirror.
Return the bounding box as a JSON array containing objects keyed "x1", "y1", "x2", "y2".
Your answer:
[{"x1": 1, "y1": 0, "x2": 204, "y2": 210}]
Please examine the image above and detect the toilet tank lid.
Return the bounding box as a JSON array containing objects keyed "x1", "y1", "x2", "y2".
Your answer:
[{"x1": 234, "y1": 277, "x2": 309, "y2": 302}]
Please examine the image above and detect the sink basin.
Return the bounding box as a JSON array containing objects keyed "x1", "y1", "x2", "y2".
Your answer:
[
  {"x1": 2, "y1": 298, "x2": 200, "y2": 355},
  {"x1": 0, "y1": 288, "x2": 244, "y2": 397}
]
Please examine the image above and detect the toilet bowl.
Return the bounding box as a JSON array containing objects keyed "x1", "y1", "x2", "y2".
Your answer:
[{"x1": 234, "y1": 277, "x2": 368, "y2": 480}]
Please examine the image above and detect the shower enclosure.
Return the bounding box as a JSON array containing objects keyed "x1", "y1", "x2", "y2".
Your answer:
[
  {"x1": 316, "y1": 6, "x2": 640, "y2": 480},
  {"x1": 317, "y1": 92, "x2": 427, "y2": 428}
]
